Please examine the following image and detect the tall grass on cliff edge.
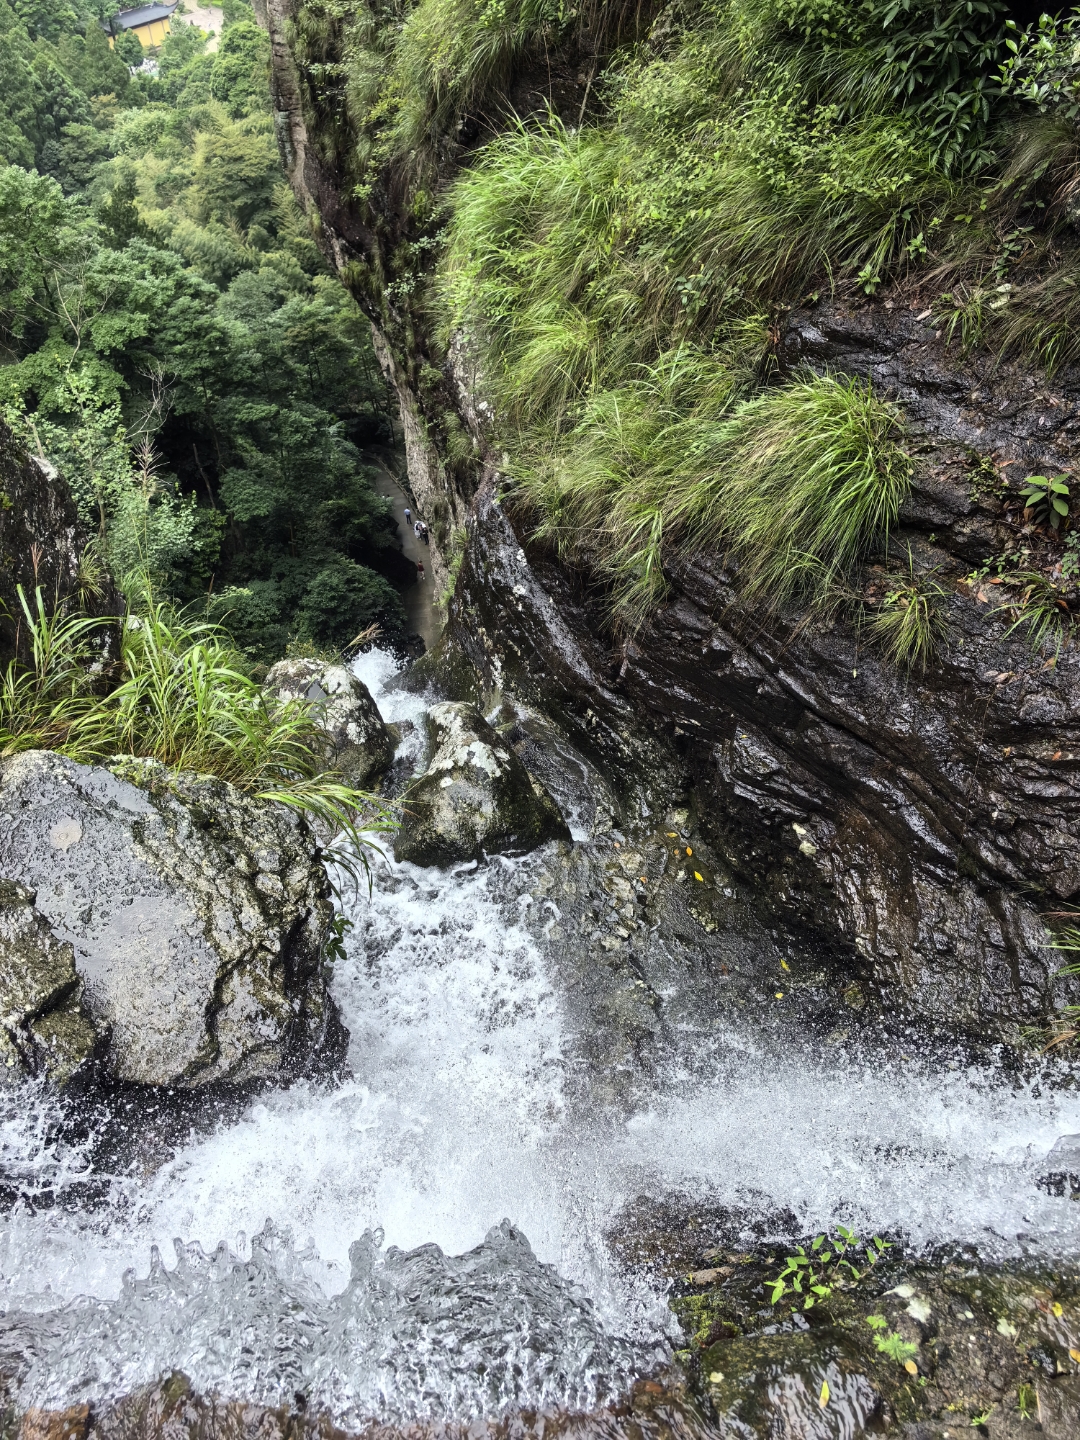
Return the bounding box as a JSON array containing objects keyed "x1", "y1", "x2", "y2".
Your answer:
[
  {"x1": 0, "y1": 579, "x2": 390, "y2": 890},
  {"x1": 517, "y1": 364, "x2": 910, "y2": 629}
]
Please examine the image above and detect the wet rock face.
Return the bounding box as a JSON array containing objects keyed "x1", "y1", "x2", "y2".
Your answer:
[
  {"x1": 0, "y1": 879, "x2": 96, "y2": 1084},
  {"x1": 0, "y1": 419, "x2": 122, "y2": 671},
  {"x1": 394, "y1": 702, "x2": 570, "y2": 866},
  {"x1": 263, "y1": 658, "x2": 394, "y2": 789},
  {"x1": 440, "y1": 321, "x2": 1080, "y2": 1038},
  {"x1": 615, "y1": 1196, "x2": 1080, "y2": 1440},
  {"x1": 0, "y1": 751, "x2": 340, "y2": 1089}
]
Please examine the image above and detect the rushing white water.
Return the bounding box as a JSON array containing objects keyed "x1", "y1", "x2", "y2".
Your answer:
[{"x1": 1, "y1": 648, "x2": 1079, "y2": 1421}]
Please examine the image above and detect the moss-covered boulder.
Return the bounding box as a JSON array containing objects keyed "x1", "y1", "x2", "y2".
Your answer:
[
  {"x1": 0, "y1": 879, "x2": 96, "y2": 1085},
  {"x1": 0, "y1": 750, "x2": 343, "y2": 1089},
  {"x1": 394, "y1": 702, "x2": 569, "y2": 866},
  {"x1": 264, "y1": 657, "x2": 394, "y2": 789}
]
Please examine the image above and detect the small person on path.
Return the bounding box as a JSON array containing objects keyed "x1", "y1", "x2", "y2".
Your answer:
[
  {"x1": 404, "y1": 506, "x2": 411, "y2": 523},
  {"x1": 414, "y1": 520, "x2": 423, "y2": 537},
  {"x1": 416, "y1": 559, "x2": 425, "y2": 580}
]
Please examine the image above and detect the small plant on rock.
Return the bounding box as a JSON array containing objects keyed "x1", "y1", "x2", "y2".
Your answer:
[
  {"x1": 1019, "y1": 473, "x2": 1070, "y2": 531},
  {"x1": 769, "y1": 1227, "x2": 890, "y2": 1310},
  {"x1": 998, "y1": 571, "x2": 1074, "y2": 653},
  {"x1": 866, "y1": 552, "x2": 950, "y2": 670}
]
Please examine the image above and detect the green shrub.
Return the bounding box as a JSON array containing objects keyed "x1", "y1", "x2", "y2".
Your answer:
[{"x1": 295, "y1": 555, "x2": 406, "y2": 650}]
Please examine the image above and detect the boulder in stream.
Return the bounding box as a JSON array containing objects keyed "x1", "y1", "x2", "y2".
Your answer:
[
  {"x1": 394, "y1": 702, "x2": 570, "y2": 866},
  {"x1": 0, "y1": 750, "x2": 341, "y2": 1089},
  {"x1": 264, "y1": 658, "x2": 393, "y2": 789}
]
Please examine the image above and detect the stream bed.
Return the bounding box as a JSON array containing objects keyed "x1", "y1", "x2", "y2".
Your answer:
[{"x1": 1, "y1": 650, "x2": 1079, "y2": 1435}]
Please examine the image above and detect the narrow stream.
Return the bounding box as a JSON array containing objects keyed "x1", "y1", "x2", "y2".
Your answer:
[{"x1": 1, "y1": 650, "x2": 1079, "y2": 1427}]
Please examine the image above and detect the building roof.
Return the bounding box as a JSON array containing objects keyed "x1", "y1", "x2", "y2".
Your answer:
[{"x1": 110, "y1": 2, "x2": 178, "y2": 29}]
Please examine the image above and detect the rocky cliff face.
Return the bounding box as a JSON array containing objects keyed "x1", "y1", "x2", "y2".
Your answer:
[
  {"x1": 0, "y1": 418, "x2": 122, "y2": 670},
  {"x1": 263, "y1": 4, "x2": 1079, "y2": 1042}
]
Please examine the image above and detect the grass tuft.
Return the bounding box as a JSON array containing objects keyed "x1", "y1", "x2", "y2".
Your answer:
[
  {"x1": 865, "y1": 553, "x2": 951, "y2": 670},
  {"x1": 517, "y1": 367, "x2": 909, "y2": 629},
  {"x1": 0, "y1": 580, "x2": 390, "y2": 891}
]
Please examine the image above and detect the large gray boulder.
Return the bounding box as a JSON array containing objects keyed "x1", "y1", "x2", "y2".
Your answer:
[
  {"x1": 0, "y1": 879, "x2": 96, "y2": 1084},
  {"x1": 394, "y1": 703, "x2": 570, "y2": 866},
  {"x1": 264, "y1": 658, "x2": 393, "y2": 789},
  {"x1": 0, "y1": 751, "x2": 340, "y2": 1089}
]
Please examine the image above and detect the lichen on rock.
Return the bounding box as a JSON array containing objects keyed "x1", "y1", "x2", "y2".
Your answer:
[
  {"x1": 394, "y1": 702, "x2": 569, "y2": 866},
  {"x1": 0, "y1": 750, "x2": 342, "y2": 1089}
]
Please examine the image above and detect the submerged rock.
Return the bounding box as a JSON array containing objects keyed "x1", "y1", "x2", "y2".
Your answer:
[
  {"x1": 0, "y1": 879, "x2": 96, "y2": 1084},
  {"x1": 264, "y1": 657, "x2": 393, "y2": 789},
  {"x1": 0, "y1": 750, "x2": 340, "y2": 1089},
  {"x1": 394, "y1": 702, "x2": 569, "y2": 866}
]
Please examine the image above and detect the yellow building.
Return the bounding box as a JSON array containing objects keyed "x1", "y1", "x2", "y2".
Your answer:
[{"x1": 106, "y1": 2, "x2": 178, "y2": 49}]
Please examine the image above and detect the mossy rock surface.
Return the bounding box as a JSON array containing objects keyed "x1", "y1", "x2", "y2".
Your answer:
[
  {"x1": 0, "y1": 878, "x2": 96, "y2": 1086},
  {"x1": 394, "y1": 702, "x2": 570, "y2": 866}
]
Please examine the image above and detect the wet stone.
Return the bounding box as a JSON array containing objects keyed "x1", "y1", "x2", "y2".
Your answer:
[
  {"x1": 263, "y1": 657, "x2": 394, "y2": 789},
  {"x1": 0, "y1": 750, "x2": 338, "y2": 1089},
  {"x1": 393, "y1": 702, "x2": 570, "y2": 866},
  {"x1": 0, "y1": 878, "x2": 95, "y2": 1085}
]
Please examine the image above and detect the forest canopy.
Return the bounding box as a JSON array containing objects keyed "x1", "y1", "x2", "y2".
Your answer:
[{"x1": 0, "y1": 0, "x2": 409, "y2": 661}]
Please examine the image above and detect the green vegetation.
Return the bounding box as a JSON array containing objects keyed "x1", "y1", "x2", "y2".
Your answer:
[
  {"x1": 0, "y1": 0, "x2": 410, "y2": 662},
  {"x1": 0, "y1": 580, "x2": 388, "y2": 883},
  {"x1": 769, "y1": 1227, "x2": 890, "y2": 1311},
  {"x1": 1020, "y1": 473, "x2": 1070, "y2": 531},
  {"x1": 866, "y1": 553, "x2": 951, "y2": 670},
  {"x1": 298, "y1": 0, "x2": 1080, "y2": 636}
]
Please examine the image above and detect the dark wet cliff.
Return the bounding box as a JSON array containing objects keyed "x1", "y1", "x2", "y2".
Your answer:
[
  {"x1": 0, "y1": 419, "x2": 122, "y2": 671},
  {"x1": 263, "y1": 0, "x2": 1080, "y2": 1042}
]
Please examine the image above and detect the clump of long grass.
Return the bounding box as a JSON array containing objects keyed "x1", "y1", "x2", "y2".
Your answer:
[
  {"x1": 998, "y1": 570, "x2": 1075, "y2": 655},
  {"x1": 518, "y1": 364, "x2": 909, "y2": 628},
  {"x1": 360, "y1": 0, "x2": 653, "y2": 162},
  {"x1": 0, "y1": 580, "x2": 389, "y2": 889},
  {"x1": 864, "y1": 552, "x2": 951, "y2": 670}
]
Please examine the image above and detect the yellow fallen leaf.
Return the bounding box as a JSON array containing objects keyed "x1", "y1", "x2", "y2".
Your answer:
[
  {"x1": 708, "y1": 1371, "x2": 723, "y2": 1384},
  {"x1": 694, "y1": 871, "x2": 704, "y2": 882},
  {"x1": 780, "y1": 960, "x2": 790, "y2": 971},
  {"x1": 904, "y1": 1360, "x2": 918, "y2": 1376},
  {"x1": 1070, "y1": 1347, "x2": 1080, "y2": 1363},
  {"x1": 1053, "y1": 1302, "x2": 1063, "y2": 1318},
  {"x1": 775, "y1": 991, "x2": 785, "y2": 999},
  {"x1": 819, "y1": 1379, "x2": 829, "y2": 1408},
  {"x1": 666, "y1": 832, "x2": 677, "y2": 838},
  {"x1": 685, "y1": 846, "x2": 693, "y2": 856}
]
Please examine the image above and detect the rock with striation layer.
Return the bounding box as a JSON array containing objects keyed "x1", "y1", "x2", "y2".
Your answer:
[
  {"x1": 264, "y1": 658, "x2": 394, "y2": 789},
  {"x1": 0, "y1": 750, "x2": 341, "y2": 1089},
  {"x1": 0, "y1": 878, "x2": 96, "y2": 1085},
  {"x1": 394, "y1": 702, "x2": 569, "y2": 866}
]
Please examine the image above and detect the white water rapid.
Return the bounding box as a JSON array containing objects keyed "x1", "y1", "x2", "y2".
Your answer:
[{"x1": 1, "y1": 648, "x2": 1079, "y2": 1424}]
